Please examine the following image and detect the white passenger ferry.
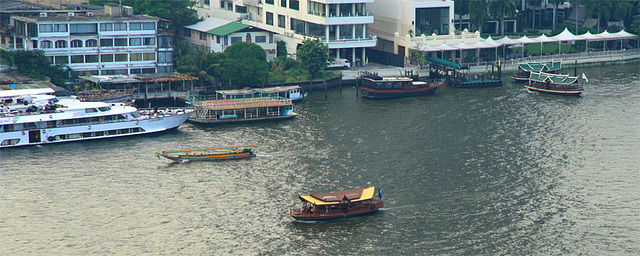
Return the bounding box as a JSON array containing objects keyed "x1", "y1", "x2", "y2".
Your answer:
[{"x1": 0, "y1": 88, "x2": 193, "y2": 148}]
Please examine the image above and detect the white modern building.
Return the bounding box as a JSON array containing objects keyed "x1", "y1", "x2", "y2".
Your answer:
[
  {"x1": 182, "y1": 18, "x2": 277, "y2": 60},
  {"x1": 191, "y1": 0, "x2": 376, "y2": 65},
  {"x1": 368, "y1": 0, "x2": 454, "y2": 56},
  {"x1": 10, "y1": 4, "x2": 173, "y2": 76}
]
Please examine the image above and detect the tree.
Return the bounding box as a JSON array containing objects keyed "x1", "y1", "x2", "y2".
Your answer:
[
  {"x1": 632, "y1": 13, "x2": 640, "y2": 34},
  {"x1": 454, "y1": 0, "x2": 471, "y2": 31},
  {"x1": 296, "y1": 39, "x2": 329, "y2": 80},
  {"x1": 276, "y1": 41, "x2": 288, "y2": 58},
  {"x1": 489, "y1": 0, "x2": 516, "y2": 36},
  {"x1": 585, "y1": 0, "x2": 610, "y2": 33},
  {"x1": 89, "y1": 0, "x2": 201, "y2": 31},
  {"x1": 0, "y1": 50, "x2": 69, "y2": 87},
  {"x1": 549, "y1": 0, "x2": 564, "y2": 31},
  {"x1": 469, "y1": 0, "x2": 490, "y2": 34},
  {"x1": 219, "y1": 42, "x2": 269, "y2": 87}
]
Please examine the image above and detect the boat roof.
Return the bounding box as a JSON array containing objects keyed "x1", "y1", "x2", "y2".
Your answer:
[
  {"x1": 0, "y1": 88, "x2": 55, "y2": 98},
  {"x1": 298, "y1": 186, "x2": 376, "y2": 206},
  {"x1": 217, "y1": 86, "x2": 301, "y2": 96},
  {"x1": 163, "y1": 144, "x2": 254, "y2": 154},
  {"x1": 196, "y1": 97, "x2": 293, "y2": 110},
  {"x1": 426, "y1": 56, "x2": 468, "y2": 70},
  {"x1": 529, "y1": 72, "x2": 578, "y2": 85},
  {"x1": 518, "y1": 61, "x2": 562, "y2": 72}
]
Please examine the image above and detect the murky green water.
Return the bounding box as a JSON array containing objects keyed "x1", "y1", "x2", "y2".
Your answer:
[{"x1": 1, "y1": 62, "x2": 639, "y2": 255}]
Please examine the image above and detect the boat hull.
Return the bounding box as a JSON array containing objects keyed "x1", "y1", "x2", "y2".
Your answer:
[
  {"x1": 525, "y1": 85, "x2": 583, "y2": 96},
  {"x1": 449, "y1": 80, "x2": 503, "y2": 88},
  {"x1": 162, "y1": 152, "x2": 256, "y2": 162},
  {"x1": 360, "y1": 86, "x2": 437, "y2": 99},
  {"x1": 0, "y1": 111, "x2": 193, "y2": 148},
  {"x1": 289, "y1": 201, "x2": 384, "y2": 221}
]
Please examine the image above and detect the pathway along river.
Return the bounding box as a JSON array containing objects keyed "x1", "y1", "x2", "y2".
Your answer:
[{"x1": 1, "y1": 63, "x2": 639, "y2": 255}]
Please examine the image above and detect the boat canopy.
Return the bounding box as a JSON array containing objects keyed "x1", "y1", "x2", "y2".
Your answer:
[
  {"x1": 0, "y1": 88, "x2": 55, "y2": 98},
  {"x1": 162, "y1": 144, "x2": 254, "y2": 154},
  {"x1": 298, "y1": 186, "x2": 376, "y2": 206},
  {"x1": 529, "y1": 72, "x2": 578, "y2": 85},
  {"x1": 518, "y1": 61, "x2": 562, "y2": 72},
  {"x1": 426, "y1": 56, "x2": 468, "y2": 69}
]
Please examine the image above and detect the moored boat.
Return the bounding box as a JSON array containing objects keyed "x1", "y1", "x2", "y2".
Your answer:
[
  {"x1": 189, "y1": 96, "x2": 297, "y2": 124},
  {"x1": 216, "y1": 85, "x2": 307, "y2": 102},
  {"x1": 359, "y1": 72, "x2": 440, "y2": 99},
  {"x1": 525, "y1": 71, "x2": 586, "y2": 96},
  {"x1": 0, "y1": 89, "x2": 193, "y2": 148},
  {"x1": 289, "y1": 186, "x2": 384, "y2": 221},
  {"x1": 512, "y1": 61, "x2": 562, "y2": 82},
  {"x1": 157, "y1": 144, "x2": 256, "y2": 162}
]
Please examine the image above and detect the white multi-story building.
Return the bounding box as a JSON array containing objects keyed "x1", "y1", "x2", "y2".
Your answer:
[
  {"x1": 10, "y1": 4, "x2": 173, "y2": 76},
  {"x1": 368, "y1": 0, "x2": 454, "y2": 55},
  {"x1": 192, "y1": 0, "x2": 376, "y2": 65},
  {"x1": 182, "y1": 18, "x2": 277, "y2": 60}
]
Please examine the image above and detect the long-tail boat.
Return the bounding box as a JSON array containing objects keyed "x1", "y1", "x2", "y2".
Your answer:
[
  {"x1": 289, "y1": 186, "x2": 384, "y2": 221},
  {"x1": 525, "y1": 72, "x2": 586, "y2": 96},
  {"x1": 157, "y1": 144, "x2": 256, "y2": 162}
]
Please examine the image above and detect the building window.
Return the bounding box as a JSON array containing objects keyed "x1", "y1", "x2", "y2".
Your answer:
[
  {"x1": 236, "y1": 5, "x2": 247, "y2": 13},
  {"x1": 86, "y1": 39, "x2": 98, "y2": 47},
  {"x1": 55, "y1": 40, "x2": 67, "y2": 48},
  {"x1": 220, "y1": 0, "x2": 225, "y2": 8},
  {"x1": 278, "y1": 15, "x2": 286, "y2": 28},
  {"x1": 184, "y1": 29, "x2": 192, "y2": 37},
  {"x1": 158, "y1": 52, "x2": 172, "y2": 63},
  {"x1": 308, "y1": 2, "x2": 326, "y2": 16},
  {"x1": 54, "y1": 56, "x2": 68, "y2": 65},
  {"x1": 40, "y1": 40, "x2": 52, "y2": 48},
  {"x1": 142, "y1": 68, "x2": 155, "y2": 73},
  {"x1": 114, "y1": 38, "x2": 127, "y2": 46},
  {"x1": 130, "y1": 53, "x2": 142, "y2": 61},
  {"x1": 114, "y1": 23, "x2": 127, "y2": 31},
  {"x1": 130, "y1": 23, "x2": 142, "y2": 30},
  {"x1": 39, "y1": 24, "x2": 53, "y2": 33},
  {"x1": 143, "y1": 38, "x2": 155, "y2": 46},
  {"x1": 70, "y1": 24, "x2": 97, "y2": 34},
  {"x1": 290, "y1": 0, "x2": 299, "y2": 10},
  {"x1": 85, "y1": 55, "x2": 98, "y2": 63},
  {"x1": 280, "y1": 0, "x2": 286, "y2": 7},
  {"x1": 227, "y1": 2, "x2": 233, "y2": 10},
  {"x1": 101, "y1": 54, "x2": 114, "y2": 62},
  {"x1": 142, "y1": 23, "x2": 155, "y2": 30},
  {"x1": 255, "y1": 35, "x2": 267, "y2": 43},
  {"x1": 266, "y1": 12, "x2": 273, "y2": 26},
  {"x1": 71, "y1": 55, "x2": 84, "y2": 63},
  {"x1": 143, "y1": 53, "x2": 155, "y2": 61},
  {"x1": 199, "y1": 32, "x2": 207, "y2": 40},
  {"x1": 100, "y1": 39, "x2": 113, "y2": 47},
  {"x1": 115, "y1": 54, "x2": 128, "y2": 62},
  {"x1": 230, "y1": 36, "x2": 242, "y2": 44},
  {"x1": 100, "y1": 23, "x2": 113, "y2": 31},
  {"x1": 158, "y1": 36, "x2": 171, "y2": 48},
  {"x1": 54, "y1": 24, "x2": 67, "y2": 32},
  {"x1": 70, "y1": 40, "x2": 83, "y2": 48},
  {"x1": 129, "y1": 38, "x2": 142, "y2": 46},
  {"x1": 266, "y1": 0, "x2": 273, "y2": 4}
]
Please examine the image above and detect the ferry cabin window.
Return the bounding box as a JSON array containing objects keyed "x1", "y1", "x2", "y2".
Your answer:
[
  {"x1": 1, "y1": 139, "x2": 20, "y2": 146},
  {"x1": 85, "y1": 108, "x2": 98, "y2": 113},
  {"x1": 67, "y1": 133, "x2": 81, "y2": 139},
  {"x1": 94, "y1": 131, "x2": 104, "y2": 136},
  {"x1": 131, "y1": 112, "x2": 141, "y2": 118},
  {"x1": 107, "y1": 130, "x2": 117, "y2": 135},
  {"x1": 82, "y1": 132, "x2": 92, "y2": 138},
  {"x1": 98, "y1": 106, "x2": 111, "y2": 112}
]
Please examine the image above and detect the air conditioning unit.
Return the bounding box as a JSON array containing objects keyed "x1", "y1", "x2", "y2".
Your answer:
[
  {"x1": 40, "y1": 13, "x2": 48, "y2": 17},
  {"x1": 68, "y1": 12, "x2": 75, "y2": 17},
  {"x1": 87, "y1": 12, "x2": 94, "y2": 16}
]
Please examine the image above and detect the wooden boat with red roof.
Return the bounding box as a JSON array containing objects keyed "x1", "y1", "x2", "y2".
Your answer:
[{"x1": 289, "y1": 186, "x2": 384, "y2": 221}]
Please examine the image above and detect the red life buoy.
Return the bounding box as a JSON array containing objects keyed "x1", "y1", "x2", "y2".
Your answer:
[
  {"x1": 88, "y1": 125, "x2": 91, "y2": 130},
  {"x1": 136, "y1": 120, "x2": 139, "y2": 125},
  {"x1": 49, "y1": 115, "x2": 52, "y2": 119}
]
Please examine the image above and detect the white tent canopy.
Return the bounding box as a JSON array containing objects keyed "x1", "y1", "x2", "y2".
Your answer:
[
  {"x1": 578, "y1": 31, "x2": 603, "y2": 41},
  {"x1": 453, "y1": 42, "x2": 476, "y2": 50},
  {"x1": 533, "y1": 34, "x2": 555, "y2": 43},
  {"x1": 483, "y1": 36, "x2": 503, "y2": 47},
  {"x1": 514, "y1": 35, "x2": 538, "y2": 44},
  {"x1": 611, "y1": 30, "x2": 638, "y2": 40},
  {"x1": 550, "y1": 28, "x2": 582, "y2": 41},
  {"x1": 469, "y1": 41, "x2": 498, "y2": 49},
  {"x1": 433, "y1": 43, "x2": 458, "y2": 51},
  {"x1": 496, "y1": 36, "x2": 519, "y2": 45}
]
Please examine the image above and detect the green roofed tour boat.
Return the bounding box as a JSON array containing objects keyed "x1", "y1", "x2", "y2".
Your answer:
[
  {"x1": 512, "y1": 61, "x2": 562, "y2": 82},
  {"x1": 289, "y1": 186, "x2": 384, "y2": 221},
  {"x1": 526, "y1": 72, "x2": 587, "y2": 96},
  {"x1": 427, "y1": 56, "x2": 502, "y2": 88}
]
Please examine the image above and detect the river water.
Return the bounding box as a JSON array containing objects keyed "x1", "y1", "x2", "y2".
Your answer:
[{"x1": 1, "y1": 62, "x2": 639, "y2": 255}]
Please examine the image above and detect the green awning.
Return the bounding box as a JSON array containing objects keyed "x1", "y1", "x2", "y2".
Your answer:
[
  {"x1": 426, "y1": 56, "x2": 468, "y2": 69},
  {"x1": 207, "y1": 22, "x2": 250, "y2": 36}
]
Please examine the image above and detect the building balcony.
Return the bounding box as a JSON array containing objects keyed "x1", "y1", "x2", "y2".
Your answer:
[
  {"x1": 308, "y1": 12, "x2": 374, "y2": 25},
  {"x1": 326, "y1": 35, "x2": 377, "y2": 49}
]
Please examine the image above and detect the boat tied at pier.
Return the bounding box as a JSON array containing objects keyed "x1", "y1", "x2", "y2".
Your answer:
[
  {"x1": 359, "y1": 71, "x2": 440, "y2": 99},
  {"x1": 188, "y1": 96, "x2": 297, "y2": 124},
  {"x1": 525, "y1": 71, "x2": 586, "y2": 96}
]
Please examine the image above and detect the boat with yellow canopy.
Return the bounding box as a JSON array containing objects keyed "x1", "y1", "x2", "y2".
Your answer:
[
  {"x1": 157, "y1": 144, "x2": 256, "y2": 162},
  {"x1": 289, "y1": 186, "x2": 384, "y2": 221}
]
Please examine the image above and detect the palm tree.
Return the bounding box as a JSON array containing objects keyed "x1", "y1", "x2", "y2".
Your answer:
[
  {"x1": 469, "y1": 0, "x2": 489, "y2": 34},
  {"x1": 585, "y1": 0, "x2": 611, "y2": 33},
  {"x1": 454, "y1": 0, "x2": 471, "y2": 31},
  {"x1": 489, "y1": 0, "x2": 516, "y2": 36}
]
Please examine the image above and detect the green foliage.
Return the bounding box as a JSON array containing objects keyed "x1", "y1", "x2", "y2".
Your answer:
[
  {"x1": 276, "y1": 41, "x2": 288, "y2": 58},
  {"x1": 631, "y1": 14, "x2": 640, "y2": 34},
  {"x1": 468, "y1": 0, "x2": 489, "y2": 33},
  {"x1": 0, "y1": 50, "x2": 69, "y2": 87},
  {"x1": 296, "y1": 39, "x2": 329, "y2": 80},
  {"x1": 89, "y1": 0, "x2": 201, "y2": 31},
  {"x1": 219, "y1": 42, "x2": 269, "y2": 87},
  {"x1": 173, "y1": 40, "x2": 223, "y2": 87}
]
